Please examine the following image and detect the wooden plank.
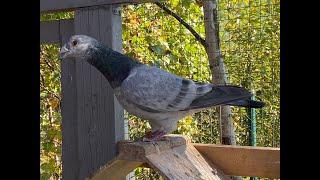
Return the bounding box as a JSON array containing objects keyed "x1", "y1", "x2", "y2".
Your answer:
[
  {"x1": 59, "y1": 19, "x2": 77, "y2": 180},
  {"x1": 146, "y1": 143, "x2": 230, "y2": 180},
  {"x1": 59, "y1": 19, "x2": 74, "y2": 43},
  {"x1": 194, "y1": 144, "x2": 280, "y2": 179},
  {"x1": 88, "y1": 158, "x2": 143, "y2": 180},
  {"x1": 40, "y1": 20, "x2": 59, "y2": 44},
  {"x1": 40, "y1": 19, "x2": 74, "y2": 44},
  {"x1": 61, "y1": 5, "x2": 125, "y2": 180},
  {"x1": 89, "y1": 136, "x2": 280, "y2": 179},
  {"x1": 40, "y1": 0, "x2": 166, "y2": 13},
  {"x1": 116, "y1": 135, "x2": 231, "y2": 180},
  {"x1": 60, "y1": 42, "x2": 78, "y2": 180},
  {"x1": 75, "y1": 5, "x2": 124, "y2": 179}
]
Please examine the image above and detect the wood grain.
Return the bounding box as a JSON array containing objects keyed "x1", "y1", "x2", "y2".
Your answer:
[
  {"x1": 88, "y1": 158, "x2": 143, "y2": 180},
  {"x1": 194, "y1": 143, "x2": 280, "y2": 179},
  {"x1": 61, "y1": 5, "x2": 124, "y2": 180},
  {"x1": 116, "y1": 135, "x2": 230, "y2": 180},
  {"x1": 145, "y1": 142, "x2": 230, "y2": 180}
]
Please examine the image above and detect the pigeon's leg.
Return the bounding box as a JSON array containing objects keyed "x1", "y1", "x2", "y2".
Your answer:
[{"x1": 143, "y1": 130, "x2": 167, "y2": 141}]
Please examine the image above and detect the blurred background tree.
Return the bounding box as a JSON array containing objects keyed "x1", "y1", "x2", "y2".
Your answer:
[{"x1": 40, "y1": 0, "x2": 279, "y2": 179}]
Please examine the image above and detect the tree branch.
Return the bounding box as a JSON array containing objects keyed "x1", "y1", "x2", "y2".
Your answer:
[{"x1": 155, "y1": 2, "x2": 207, "y2": 48}]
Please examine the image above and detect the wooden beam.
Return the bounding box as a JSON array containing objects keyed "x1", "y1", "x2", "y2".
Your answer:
[
  {"x1": 88, "y1": 158, "x2": 143, "y2": 180},
  {"x1": 60, "y1": 19, "x2": 78, "y2": 180},
  {"x1": 92, "y1": 135, "x2": 231, "y2": 180},
  {"x1": 144, "y1": 141, "x2": 230, "y2": 180},
  {"x1": 40, "y1": 19, "x2": 74, "y2": 44},
  {"x1": 89, "y1": 136, "x2": 280, "y2": 179},
  {"x1": 61, "y1": 5, "x2": 125, "y2": 179},
  {"x1": 40, "y1": 20, "x2": 59, "y2": 44},
  {"x1": 40, "y1": 0, "x2": 166, "y2": 13},
  {"x1": 194, "y1": 144, "x2": 280, "y2": 179}
]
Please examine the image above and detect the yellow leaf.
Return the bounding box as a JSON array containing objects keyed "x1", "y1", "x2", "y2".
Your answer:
[{"x1": 49, "y1": 98, "x2": 59, "y2": 109}]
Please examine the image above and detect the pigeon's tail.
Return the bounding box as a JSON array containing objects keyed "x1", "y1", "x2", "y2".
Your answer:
[
  {"x1": 226, "y1": 99, "x2": 265, "y2": 108},
  {"x1": 186, "y1": 85, "x2": 265, "y2": 110}
]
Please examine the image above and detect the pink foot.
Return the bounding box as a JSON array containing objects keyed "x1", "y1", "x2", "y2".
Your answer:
[{"x1": 143, "y1": 130, "x2": 167, "y2": 141}]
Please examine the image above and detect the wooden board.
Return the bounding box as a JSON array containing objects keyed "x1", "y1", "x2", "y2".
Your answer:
[
  {"x1": 40, "y1": 19, "x2": 74, "y2": 44},
  {"x1": 40, "y1": 0, "x2": 166, "y2": 13},
  {"x1": 194, "y1": 143, "x2": 280, "y2": 179},
  {"x1": 117, "y1": 135, "x2": 230, "y2": 180},
  {"x1": 61, "y1": 5, "x2": 125, "y2": 180},
  {"x1": 89, "y1": 135, "x2": 279, "y2": 180},
  {"x1": 40, "y1": 20, "x2": 59, "y2": 44},
  {"x1": 88, "y1": 158, "x2": 143, "y2": 180},
  {"x1": 145, "y1": 142, "x2": 230, "y2": 180},
  {"x1": 60, "y1": 24, "x2": 78, "y2": 180}
]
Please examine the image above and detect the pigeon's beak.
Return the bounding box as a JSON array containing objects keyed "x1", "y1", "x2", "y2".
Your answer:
[{"x1": 59, "y1": 44, "x2": 69, "y2": 59}]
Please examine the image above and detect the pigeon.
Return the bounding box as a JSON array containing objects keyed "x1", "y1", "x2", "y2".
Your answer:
[{"x1": 60, "y1": 35, "x2": 265, "y2": 141}]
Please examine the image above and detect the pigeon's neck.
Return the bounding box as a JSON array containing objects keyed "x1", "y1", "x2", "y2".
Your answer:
[{"x1": 86, "y1": 45, "x2": 142, "y2": 88}]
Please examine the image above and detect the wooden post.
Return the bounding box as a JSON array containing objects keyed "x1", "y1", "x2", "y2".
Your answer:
[{"x1": 61, "y1": 5, "x2": 124, "y2": 180}]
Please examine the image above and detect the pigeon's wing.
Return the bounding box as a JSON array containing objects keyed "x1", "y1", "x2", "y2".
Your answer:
[
  {"x1": 120, "y1": 65, "x2": 254, "y2": 113},
  {"x1": 120, "y1": 65, "x2": 213, "y2": 112}
]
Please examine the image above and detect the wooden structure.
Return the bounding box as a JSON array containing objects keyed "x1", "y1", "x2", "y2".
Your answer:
[
  {"x1": 88, "y1": 135, "x2": 279, "y2": 180},
  {"x1": 40, "y1": 1, "x2": 280, "y2": 179}
]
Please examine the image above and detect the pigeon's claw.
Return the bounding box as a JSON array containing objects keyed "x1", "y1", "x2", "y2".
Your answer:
[{"x1": 143, "y1": 130, "x2": 167, "y2": 141}]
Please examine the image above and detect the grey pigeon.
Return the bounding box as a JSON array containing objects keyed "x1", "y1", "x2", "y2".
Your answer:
[{"x1": 60, "y1": 35, "x2": 265, "y2": 140}]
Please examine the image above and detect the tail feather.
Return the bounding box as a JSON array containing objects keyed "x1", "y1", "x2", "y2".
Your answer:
[
  {"x1": 185, "y1": 85, "x2": 265, "y2": 110},
  {"x1": 186, "y1": 85, "x2": 252, "y2": 110},
  {"x1": 226, "y1": 99, "x2": 265, "y2": 108}
]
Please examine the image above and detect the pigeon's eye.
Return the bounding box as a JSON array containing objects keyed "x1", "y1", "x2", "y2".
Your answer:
[{"x1": 72, "y1": 40, "x2": 78, "y2": 46}]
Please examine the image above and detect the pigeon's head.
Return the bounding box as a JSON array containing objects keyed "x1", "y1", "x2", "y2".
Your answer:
[{"x1": 60, "y1": 35, "x2": 99, "y2": 59}]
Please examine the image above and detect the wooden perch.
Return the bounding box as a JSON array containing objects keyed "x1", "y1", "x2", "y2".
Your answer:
[
  {"x1": 88, "y1": 135, "x2": 280, "y2": 180},
  {"x1": 90, "y1": 135, "x2": 230, "y2": 180},
  {"x1": 194, "y1": 144, "x2": 280, "y2": 179},
  {"x1": 86, "y1": 158, "x2": 143, "y2": 180}
]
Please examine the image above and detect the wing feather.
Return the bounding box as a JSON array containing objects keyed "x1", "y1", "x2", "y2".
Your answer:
[{"x1": 119, "y1": 65, "x2": 212, "y2": 112}]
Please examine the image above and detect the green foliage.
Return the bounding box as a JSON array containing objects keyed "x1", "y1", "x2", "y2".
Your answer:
[
  {"x1": 133, "y1": 167, "x2": 163, "y2": 180},
  {"x1": 40, "y1": 12, "x2": 74, "y2": 21},
  {"x1": 40, "y1": 44, "x2": 62, "y2": 180},
  {"x1": 123, "y1": 0, "x2": 280, "y2": 145},
  {"x1": 123, "y1": 0, "x2": 279, "y2": 178},
  {"x1": 218, "y1": 0, "x2": 280, "y2": 147},
  {"x1": 40, "y1": 0, "x2": 279, "y2": 179}
]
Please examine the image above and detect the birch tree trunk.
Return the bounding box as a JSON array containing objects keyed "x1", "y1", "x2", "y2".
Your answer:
[
  {"x1": 203, "y1": 1, "x2": 241, "y2": 179},
  {"x1": 156, "y1": 2, "x2": 241, "y2": 179}
]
